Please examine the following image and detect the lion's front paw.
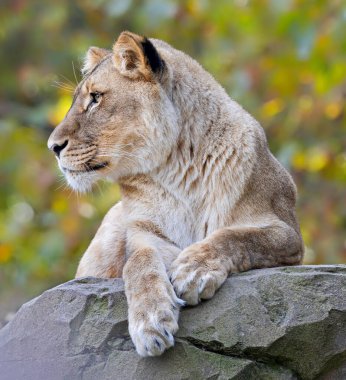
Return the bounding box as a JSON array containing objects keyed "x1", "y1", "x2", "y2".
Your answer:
[
  {"x1": 128, "y1": 289, "x2": 184, "y2": 357},
  {"x1": 169, "y1": 242, "x2": 228, "y2": 306}
]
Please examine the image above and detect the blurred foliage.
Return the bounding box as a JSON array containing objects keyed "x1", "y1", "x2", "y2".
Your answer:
[{"x1": 0, "y1": 0, "x2": 345, "y2": 310}]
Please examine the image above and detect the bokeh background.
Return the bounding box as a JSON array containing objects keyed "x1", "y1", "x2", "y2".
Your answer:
[{"x1": 1, "y1": 0, "x2": 345, "y2": 323}]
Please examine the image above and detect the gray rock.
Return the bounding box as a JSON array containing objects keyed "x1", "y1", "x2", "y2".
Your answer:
[{"x1": 0, "y1": 265, "x2": 345, "y2": 380}]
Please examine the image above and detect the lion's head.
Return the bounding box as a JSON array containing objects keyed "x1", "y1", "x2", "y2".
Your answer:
[{"x1": 48, "y1": 31, "x2": 178, "y2": 192}]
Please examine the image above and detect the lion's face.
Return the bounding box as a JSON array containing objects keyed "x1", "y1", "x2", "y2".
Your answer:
[{"x1": 48, "y1": 32, "x2": 177, "y2": 192}]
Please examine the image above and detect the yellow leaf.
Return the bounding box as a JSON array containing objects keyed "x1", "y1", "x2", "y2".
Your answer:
[
  {"x1": 187, "y1": 0, "x2": 199, "y2": 14},
  {"x1": 0, "y1": 244, "x2": 12, "y2": 263},
  {"x1": 52, "y1": 197, "x2": 68, "y2": 214},
  {"x1": 307, "y1": 149, "x2": 329, "y2": 172},
  {"x1": 48, "y1": 95, "x2": 72, "y2": 126},
  {"x1": 292, "y1": 151, "x2": 306, "y2": 170},
  {"x1": 301, "y1": 226, "x2": 311, "y2": 246},
  {"x1": 315, "y1": 73, "x2": 329, "y2": 94},
  {"x1": 324, "y1": 102, "x2": 342, "y2": 120},
  {"x1": 261, "y1": 98, "x2": 284, "y2": 119}
]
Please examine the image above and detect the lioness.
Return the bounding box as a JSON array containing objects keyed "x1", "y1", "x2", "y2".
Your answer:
[{"x1": 48, "y1": 31, "x2": 304, "y2": 357}]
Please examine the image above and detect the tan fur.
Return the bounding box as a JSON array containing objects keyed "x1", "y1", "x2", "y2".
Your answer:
[{"x1": 48, "y1": 31, "x2": 304, "y2": 357}]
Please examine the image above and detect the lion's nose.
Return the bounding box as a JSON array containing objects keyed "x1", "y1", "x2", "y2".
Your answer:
[{"x1": 49, "y1": 140, "x2": 68, "y2": 158}]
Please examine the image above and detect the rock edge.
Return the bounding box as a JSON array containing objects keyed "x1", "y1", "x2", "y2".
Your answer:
[{"x1": 0, "y1": 265, "x2": 345, "y2": 380}]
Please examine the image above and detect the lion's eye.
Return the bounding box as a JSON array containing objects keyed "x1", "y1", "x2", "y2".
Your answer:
[
  {"x1": 87, "y1": 92, "x2": 102, "y2": 111},
  {"x1": 90, "y1": 92, "x2": 101, "y2": 103}
]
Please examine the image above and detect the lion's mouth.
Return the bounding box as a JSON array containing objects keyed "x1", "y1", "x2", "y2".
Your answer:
[
  {"x1": 62, "y1": 161, "x2": 109, "y2": 173},
  {"x1": 86, "y1": 161, "x2": 109, "y2": 172}
]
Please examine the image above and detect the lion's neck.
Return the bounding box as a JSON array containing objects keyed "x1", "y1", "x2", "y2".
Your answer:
[{"x1": 119, "y1": 71, "x2": 259, "y2": 222}]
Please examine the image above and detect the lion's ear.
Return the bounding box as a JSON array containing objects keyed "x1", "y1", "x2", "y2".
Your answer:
[
  {"x1": 82, "y1": 47, "x2": 109, "y2": 75},
  {"x1": 113, "y1": 31, "x2": 164, "y2": 80}
]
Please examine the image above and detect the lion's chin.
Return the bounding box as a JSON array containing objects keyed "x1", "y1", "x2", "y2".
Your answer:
[
  {"x1": 64, "y1": 170, "x2": 98, "y2": 193},
  {"x1": 60, "y1": 161, "x2": 134, "y2": 192}
]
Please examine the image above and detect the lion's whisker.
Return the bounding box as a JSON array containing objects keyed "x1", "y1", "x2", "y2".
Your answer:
[
  {"x1": 72, "y1": 61, "x2": 80, "y2": 86},
  {"x1": 57, "y1": 74, "x2": 76, "y2": 89}
]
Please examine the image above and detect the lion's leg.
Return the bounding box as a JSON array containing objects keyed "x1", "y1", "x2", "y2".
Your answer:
[
  {"x1": 123, "y1": 222, "x2": 183, "y2": 357},
  {"x1": 75, "y1": 202, "x2": 126, "y2": 278},
  {"x1": 169, "y1": 219, "x2": 304, "y2": 305}
]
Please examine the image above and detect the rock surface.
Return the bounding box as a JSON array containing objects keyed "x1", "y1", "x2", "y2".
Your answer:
[{"x1": 0, "y1": 265, "x2": 345, "y2": 380}]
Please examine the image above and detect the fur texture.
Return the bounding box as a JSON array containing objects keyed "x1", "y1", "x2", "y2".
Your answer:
[{"x1": 48, "y1": 31, "x2": 304, "y2": 357}]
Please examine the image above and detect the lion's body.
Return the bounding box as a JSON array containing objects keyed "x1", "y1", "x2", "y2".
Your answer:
[{"x1": 48, "y1": 32, "x2": 303, "y2": 357}]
